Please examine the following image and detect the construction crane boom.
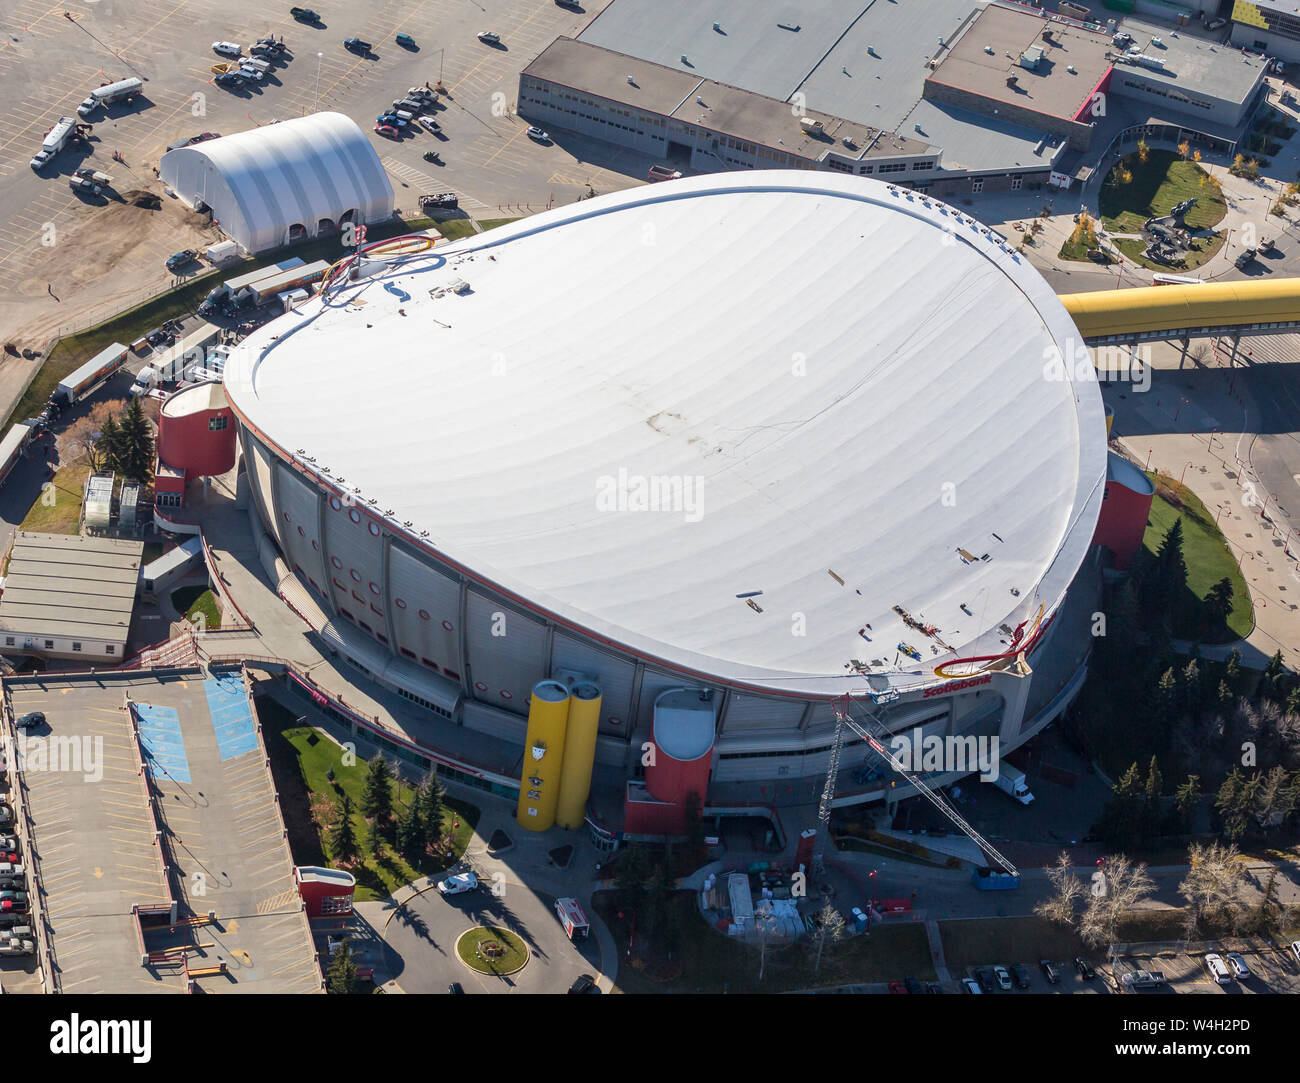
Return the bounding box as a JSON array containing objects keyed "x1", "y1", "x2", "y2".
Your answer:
[{"x1": 814, "y1": 695, "x2": 1018, "y2": 877}]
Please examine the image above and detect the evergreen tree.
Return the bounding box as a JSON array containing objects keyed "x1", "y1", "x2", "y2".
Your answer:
[
  {"x1": 1259, "y1": 651, "x2": 1286, "y2": 703},
  {"x1": 397, "y1": 800, "x2": 423, "y2": 863},
  {"x1": 1154, "y1": 668, "x2": 1179, "y2": 731},
  {"x1": 113, "y1": 395, "x2": 155, "y2": 481},
  {"x1": 1152, "y1": 518, "x2": 1188, "y2": 622},
  {"x1": 1173, "y1": 774, "x2": 1200, "y2": 833},
  {"x1": 1287, "y1": 684, "x2": 1300, "y2": 717},
  {"x1": 416, "y1": 772, "x2": 445, "y2": 850},
  {"x1": 1223, "y1": 649, "x2": 1242, "y2": 696},
  {"x1": 326, "y1": 939, "x2": 358, "y2": 994},
  {"x1": 1143, "y1": 756, "x2": 1164, "y2": 842},
  {"x1": 1216, "y1": 768, "x2": 1259, "y2": 842},
  {"x1": 364, "y1": 815, "x2": 383, "y2": 857},
  {"x1": 1181, "y1": 659, "x2": 1201, "y2": 719},
  {"x1": 615, "y1": 842, "x2": 649, "y2": 905},
  {"x1": 328, "y1": 792, "x2": 359, "y2": 864},
  {"x1": 361, "y1": 754, "x2": 394, "y2": 824},
  {"x1": 97, "y1": 414, "x2": 124, "y2": 474},
  {"x1": 1254, "y1": 766, "x2": 1294, "y2": 832},
  {"x1": 1101, "y1": 762, "x2": 1146, "y2": 846},
  {"x1": 1216, "y1": 679, "x2": 1234, "y2": 708}
]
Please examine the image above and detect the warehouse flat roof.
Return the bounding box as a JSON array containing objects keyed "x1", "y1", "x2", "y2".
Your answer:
[
  {"x1": 901, "y1": 98, "x2": 1065, "y2": 172},
  {"x1": 1112, "y1": 19, "x2": 1267, "y2": 105},
  {"x1": 929, "y1": 4, "x2": 1114, "y2": 122},
  {"x1": 0, "y1": 532, "x2": 142, "y2": 644},
  {"x1": 523, "y1": 38, "x2": 933, "y2": 161},
  {"x1": 225, "y1": 173, "x2": 1106, "y2": 695}
]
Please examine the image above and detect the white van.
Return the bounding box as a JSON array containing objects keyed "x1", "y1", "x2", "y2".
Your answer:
[
  {"x1": 1204, "y1": 953, "x2": 1232, "y2": 984},
  {"x1": 244, "y1": 57, "x2": 271, "y2": 74},
  {"x1": 394, "y1": 109, "x2": 415, "y2": 124},
  {"x1": 237, "y1": 65, "x2": 263, "y2": 81}
]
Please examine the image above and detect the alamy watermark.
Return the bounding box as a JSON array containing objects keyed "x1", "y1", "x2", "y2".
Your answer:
[{"x1": 595, "y1": 468, "x2": 705, "y2": 523}]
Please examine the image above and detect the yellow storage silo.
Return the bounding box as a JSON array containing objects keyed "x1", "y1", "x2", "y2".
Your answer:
[
  {"x1": 1105, "y1": 403, "x2": 1114, "y2": 437},
  {"x1": 516, "y1": 679, "x2": 571, "y2": 831},
  {"x1": 555, "y1": 681, "x2": 602, "y2": 829}
]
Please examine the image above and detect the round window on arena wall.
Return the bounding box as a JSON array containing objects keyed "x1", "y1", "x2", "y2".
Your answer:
[
  {"x1": 369, "y1": 582, "x2": 381, "y2": 596},
  {"x1": 418, "y1": 609, "x2": 431, "y2": 621},
  {"x1": 395, "y1": 598, "x2": 407, "y2": 610},
  {"x1": 331, "y1": 556, "x2": 343, "y2": 569},
  {"x1": 500, "y1": 689, "x2": 513, "y2": 701},
  {"x1": 368, "y1": 522, "x2": 381, "y2": 537},
  {"x1": 329, "y1": 496, "x2": 341, "y2": 512},
  {"x1": 348, "y1": 508, "x2": 361, "y2": 524},
  {"x1": 350, "y1": 570, "x2": 361, "y2": 583},
  {"x1": 474, "y1": 681, "x2": 487, "y2": 692},
  {"x1": 442, "y1": 619, "x2": 454, "y2": 632}
]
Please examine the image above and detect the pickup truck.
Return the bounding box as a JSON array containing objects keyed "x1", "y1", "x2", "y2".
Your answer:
[
  {"x1": 290, "y1": 6, "x2": 320, "y2": 22},
  {"x1": 69, "y1": 177, "x2": 103, "y2": 196},
  {"x1": 0, "y1": 938, "x2": 33, "y2": 956},
  {"x1": 1235, "y1": 247, "x2": 1257, "y2": 269}
]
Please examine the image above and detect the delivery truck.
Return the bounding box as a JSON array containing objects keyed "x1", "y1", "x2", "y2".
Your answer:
[
  {"x1": 129, "y1": 324, "x2": 222, "y2": 396},
  {"x1": 199, "y1": 258, "x2": 305, "y2": 313},
  {"x1": 55, "y1": 343, "x2": 130, "y2": 404},
  {"x1": 77, "y1": 76, "x2": 144, "y2": 118},
  {"x1": 991, "y1": 761, "x2": 1035, "y2": 805},
  {"x1": 30, "y1": 116, "x2": 90, "y2": 170},
  {"x1": 249, "y1": 260, "x2": 329, "y2": 304}
]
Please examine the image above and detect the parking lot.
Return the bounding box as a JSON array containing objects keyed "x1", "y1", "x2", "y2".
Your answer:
[{"x1": 0, "y1": 0, "x2": 665, "y2": 361}]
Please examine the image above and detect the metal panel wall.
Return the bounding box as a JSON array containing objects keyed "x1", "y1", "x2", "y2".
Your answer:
[
  {"x1": 723, "y1": 693, "x2": 806, "y2": 734},
  {"x1": 387, "y1": 544, "x2": 463, "y2": 676},
  {"x1": 551, "y1": 632, "x2": 636, "y2": 736},
  {"x1": 244, "y1": 434, "x2": 280, "y2": 548},
  {"x1": 464, "y1": 590, "x2": 548, "y2": 715},
  {"x1": 322, "y1": 496, "x2": 385, "y2": 624},
  {"x1": 273, "y1": 462, "x2": 328, "y2": 589}
]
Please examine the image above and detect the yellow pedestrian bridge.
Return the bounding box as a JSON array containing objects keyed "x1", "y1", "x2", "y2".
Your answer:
[{"x1": 1058, "y1": 278, "x2": 1300, "y2": 346}]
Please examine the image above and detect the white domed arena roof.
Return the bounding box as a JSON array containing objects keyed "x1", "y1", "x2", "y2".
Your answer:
[{"x1": 224, "y1": 172, "x2": 1106, "y2": 696}]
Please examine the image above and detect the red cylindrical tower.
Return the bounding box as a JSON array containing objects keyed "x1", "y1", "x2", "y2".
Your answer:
[
  {"x1": 157, "y1": 380, "x2": 237, "y2": 478},
  {"x1": 645, "y1": 688, "x2": 715, "y2": 822}
]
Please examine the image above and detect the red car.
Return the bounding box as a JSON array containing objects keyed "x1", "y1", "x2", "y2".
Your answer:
[
  {"x1": 888, "y1": 980, "x2": 908, "y2": 994},
  {"x1": 374, "y1": 124, "x2": 400, "y2": 139},
  {"x1": 0, "y1": 900, "x2": 28, "y2": 913}
]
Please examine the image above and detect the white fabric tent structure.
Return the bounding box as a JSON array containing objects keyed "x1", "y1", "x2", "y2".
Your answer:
[{"x1": 160, "y1": 112, "x2": 394, "y2": 253}]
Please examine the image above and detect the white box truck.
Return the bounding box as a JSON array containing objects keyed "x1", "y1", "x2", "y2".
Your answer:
[
  {"x1": 130, "y1": 324, "x2": 222, "y2": 396},
  {"x1": 991, "y1": 761, "x2": 1034, "y2": 805},
  {"x1": 205, "y1": 239, "x2": 240, "y2": 264},
  {"x1": 30, "y1": 116, "x2": 88, "y2": 170},
  {"x1": 77, "y1": 76, "x2": 144, "y2": 118}
]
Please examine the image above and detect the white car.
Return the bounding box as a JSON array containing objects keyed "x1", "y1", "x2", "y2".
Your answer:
[
  {"x1": 1204, "y1": 952, "x2": 1232, "y2": 985},
  {"x1": 526, "y1": 126, "x2": 549, "y2": 142},
  {"x1": 237, "y1": 66, "x2": 263, "y2": 81},
  {"x1": 212, "y1": 41, "x2": 243, "y2": 58},
  {"x1": 477, "y1": 31, "x2": 500, "y2": 44},
  {"x1": 992, "y1": 965, "x2": 1012, "y2": 991},
  {"x1": 437, "y1": 872, "x2": 478, "y2": 895},
  {"x1": 417, "y1": 115, "x2": 440, "y2": 133},
  {"x1": 961, "y1": 978, "x2": 982, "y2": 994},
  {"x1": 1225, "y1": 953, "x2": 1251, "y2": 980}
]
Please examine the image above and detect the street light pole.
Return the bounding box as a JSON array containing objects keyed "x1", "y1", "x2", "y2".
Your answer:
[{"x1": 314, "y1": 52, "x2": 323, "y2": 112}]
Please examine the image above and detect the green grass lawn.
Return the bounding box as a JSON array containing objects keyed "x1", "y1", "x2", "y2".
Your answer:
[
  {"x1": 456, "y1": 927, "x2": 529, "y2": 975},
  {"x1": 939, "y1": 911, "x2": 1187, "y2": 970},
  {"x1": 1100, "y1": 149, "x2": 1227, "y2": 234},
  {"x1": 18, "y1": 461, "x2": 89, "y2": 534},
  {"x1": 1141, "y1": 473, "x2": 1254, "y2": 642},
  {"x1": 259, "y1": 698, "x2": 479, "y2": 901},
  {"x1": 170, "y1": 585, "x2": 221, "y2": 631},
  {"x1": 595, "y1": 891, "x2": 934, "y2": 993}
]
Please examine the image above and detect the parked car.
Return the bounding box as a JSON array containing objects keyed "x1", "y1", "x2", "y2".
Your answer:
[
  {"x1": 417, "y1": 115, "x2": 440, "y2": 133},
  {"x1": 407, "y1": 86, "x2": 435, "y2": 101},
  {"x1": 344, "y1": 37, "x2": 371, "y2": 54},
  {"x1": 1040, "y1": 959, "x2": 1059, "y2": 984},
  {"x1": 973, "y1": 967, "x2": 995, "y2": 992},
  {"x1": 420, "y1": 192, "x2": 457, "y2": 209},
  {"x1": 447, "y1": 981, "x2": 464, "y2": 994},
  {"x1": 992, "y1": 965, "x2": 1012, "y2": 991},
  {"x1": 526, "y1": 125, "x2": 550, "y2": 142},
  {"x1": 290, "y1": 7, "x2": 321, "y2": 23},
  {"x1": 396, "y1": 33, "x2": 417, "y2": 49},
  {"x1": 1225, "y1": 953, "x2": 1251, "y2": 980},
  {"x1": 215, "y1": 72, "x2": 242, "y2": 87},
  {"x1": 0, "y1": 938, "x2": 33, "y2": 957},
  {"x1": 212, "y1": 41, "x2": 243, "y2": 58},
  {"x1": 1204, "y1": 952, "x2": 1232, "y2": 984},
  {"x1": 15, "y1": 712, "x2": 44, "y2": 730},
  {"x1": 1074, "y1": 956, "x2": 1096, "y2": 980},
  {"x1": 647, "y1": 164, "x2": 683, "y2": 182},
  {"x1": 422, "y1": 149, "x2": 442, "y2": 164},
  {"x1": 376, "y1": 114, "x2": 408, "y2": 128},
  {"x1": 903, "y1": 975, "x2": 924, "y2": 995},
  {"x1": 477, "y1": 31, "x2": 500, "y2": 44},
  {"x1": 373, "y1": 124, "x2": 400, "y2": 139},
  {"x1": 165, "y1": 250, "x2": 196, "y2": 272},
  {"x1": 961, "y1": 977, "x2": 982, "y2": 994},
  {"x1": 394, "y1": 97, "x2": 427, "y2": 114},
  {"x1": 887, "y1": 980, "x2": 907, "y2": 994},
  {"x1": 1121, "y1": 969, "x2": 1166, "y2": 990},
  {"x1": 567, "y1": 974, "x2": 597, "y2": 994},
  {"x1": 437, "y1": 872, "x2": 477, "y2": 895},
  {"x1": 1010, "y1": 963, "x2": 1032, "y2": 989},
  {"x1": 70, "y1": 178, "x2": 103, "y2": 196}
]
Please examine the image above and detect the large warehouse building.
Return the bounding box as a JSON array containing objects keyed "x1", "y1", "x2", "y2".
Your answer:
[
  {"x1": 160, "y1": 112, "x2": 394, "y2": 254},
  {"x1": 223, "y1": 173, "x2": 1108, "y2": 838},
  {"x1": 519, "y1": 0, "x2": 1269, "y2": 194}
]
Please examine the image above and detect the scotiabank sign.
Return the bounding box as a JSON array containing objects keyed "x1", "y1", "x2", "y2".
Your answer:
[{"x1": 924, "y1": 674, "x2": 992, "y2": 698}]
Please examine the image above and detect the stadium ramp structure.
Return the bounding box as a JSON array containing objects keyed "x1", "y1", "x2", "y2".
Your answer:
[{"x1": 1059, "y1": 278, "x2": 1300, "y2": 346}]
